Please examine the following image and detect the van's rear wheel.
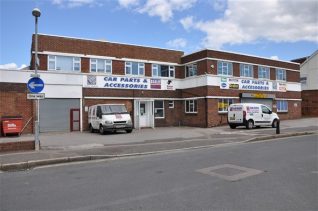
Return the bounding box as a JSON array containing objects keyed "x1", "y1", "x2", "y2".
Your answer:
[
  {"x1": 246, "y1": 120, "x2": 254, "y2": 129},
  {"x1": 89, "y1": 124, "x2": 94, "y2": 133},
  {"x1": 126, "y1": 129, "x2": 132, "y2": 133},
  {"x1": 272, "y1": 119, "x2": 278, "y2": 128},
  {"x1": 229, "y1": 124, "x2": 236, "y2": 129},
  {"x1": 99, "y1": 125, "x2": 105, "y2": 135}
]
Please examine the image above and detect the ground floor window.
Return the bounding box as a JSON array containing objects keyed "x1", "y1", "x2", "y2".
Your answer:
[
  {"x1": 185, "y1": 100, "x2": 197, "y2": 113},
  {"x1": 154, "y1": 100, "x2": 164, "y2": 118},
  {"x1": 277, "y1": 100, "x2": 288, "y2": 112},
  {"x1": 168, "y1": 100, "x2": 174, "y2": 108},
  {"x1": 218, "y1": 98, "x2": 234, "y2": 113}
]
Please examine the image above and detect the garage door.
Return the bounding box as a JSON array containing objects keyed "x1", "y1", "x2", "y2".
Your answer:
[
  {"x1": 241, "y1": 98, "x2": 273, "y2": 109},
  {"x1": 39, "y1": 99, "x2": 80, "y2": 132}
]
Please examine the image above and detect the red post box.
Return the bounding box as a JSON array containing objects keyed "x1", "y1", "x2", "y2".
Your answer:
[{"x1": 1, "y1": 116, "x2": 23, "y2": 136}]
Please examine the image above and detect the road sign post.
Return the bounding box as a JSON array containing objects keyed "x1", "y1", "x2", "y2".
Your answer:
[{"x1": 27, "y1": 77, "x2": 44, "y2": 150}]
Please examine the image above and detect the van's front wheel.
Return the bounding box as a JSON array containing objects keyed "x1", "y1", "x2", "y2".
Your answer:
[
  {"x1": 229, "y1": 124, "x2": 236, "y2": 129},
  {"x1": 99, "y1": 125, "x2": 105, "y2": 135},
  {"x1": 246, "y1": 120, "x2": 254, "y2": 129},
  {"x1": 272, "y1": 119, "x2": 278, "y2": 128}
]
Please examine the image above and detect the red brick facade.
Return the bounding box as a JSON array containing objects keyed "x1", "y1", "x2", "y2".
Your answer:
[{"x1": 301, "y1": 90, "x2": 318, "y2": 117}]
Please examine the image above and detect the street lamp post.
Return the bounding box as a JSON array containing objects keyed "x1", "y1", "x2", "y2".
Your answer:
[{"x1": 32, "y1": 8, "x2": 41, "y2": 150}]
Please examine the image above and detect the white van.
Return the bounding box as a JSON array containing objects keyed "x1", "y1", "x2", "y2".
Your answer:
[
  {"x1": 88, "y1": 104, "x2": 133, "y2": 134},
  {"x1": 227, "y1": 103, "x2": 279, "y2": 129}
]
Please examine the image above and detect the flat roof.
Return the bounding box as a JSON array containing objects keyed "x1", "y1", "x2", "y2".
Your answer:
[{"x1": 36, "y1": 33, "x2": 184, "y2": 53}]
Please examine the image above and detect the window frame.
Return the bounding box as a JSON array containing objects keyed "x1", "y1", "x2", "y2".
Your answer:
[
  {"x1": 154, "y1": 100, "x2": 165, "y2": 119},
  {"x1": 217, "y1": 61, "x2": 233, "y2": 76},
  {"x1": 185, "y1": 99, "x2": 198, "y2": 114},
  {"x1": 152, "y1": 64, "x2": 175, "y2": 78},
  {"x1": 258, "y1": 66, "x2": 270, "y2": 80},
  {"x1": 276, "y1": 68, "x2": 286, "y2": 81},
  {"x1": 90, "y1": 58, "x2": 112, "y2": 74},
  {"x1": 185, "y1": 63, "x2": 198, "y2": 77},
  {"x1": 277, "y1": 100, "x2": 288, "y2": 112},
  {"x1": 240, "y1": 63, "x2": 253, "y2": 78},
  {"x1": 218, "y1": 98, "x2": 234, "y2": 113},
  {"x1": 125, "y1": 61, "x2": 144, "y2": 76},
  {"x1": 47, "y1": 55, "x2": 81, "y2": 72}
]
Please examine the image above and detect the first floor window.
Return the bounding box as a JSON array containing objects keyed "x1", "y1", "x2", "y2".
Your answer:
[
  {"x1": 217, "y1": 61, "x2": 233, "y2": 76},
  {"x1": 154, "y1": 100, "x2": 164, "y2": 118},
  {"x1": 258, "y1": 66, "x2": 270, "y2": 79},
  {"x1": 277, "y1": 100, "x2": 288, "y2": 112},
  {"x1": 218, "y1": 98, "x2": 234, "y2": 112},
  {"x1": 185, "y1": 100, "x2": 197, "y2": 113},
  {"x1": 185, "y1": 63, "x2": 198, "y2": 77},
  {"x1": 48, "y1": 55, "x2": 81, "y2": 72},
  {"x1": 168, "y1": 100, "x2": 174, "y2": 108},
  {"x1": 125, "y1": 61, "x2": 144, "y2": 76},
  {"x1": 276, "y1": 68, "x2": 286, "y2": 81},
  {"x1": 152, "y1": 64, "x2": 175, "y2": 78},
  {"x1": 90, "y1": 59, "x2": 112, "y2": 73},
  {"x1": 240, "y1": 64, "x2": 253, "y2": 78}
]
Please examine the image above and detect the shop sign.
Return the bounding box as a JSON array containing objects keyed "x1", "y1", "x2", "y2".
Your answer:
[
  {"x1": 220, "y1": 77, "x2": 286, "y2": 92},
  {"x1": 241, "y1": 93, "x2": 275, "y2": 99},
  {"x1": 83, "y1": 75, "x2": 174, "y2": 90}
]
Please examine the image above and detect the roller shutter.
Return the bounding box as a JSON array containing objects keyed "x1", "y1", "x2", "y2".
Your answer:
[{"x1": 241, "y1": 98, "x2": 273, "y2": 109}]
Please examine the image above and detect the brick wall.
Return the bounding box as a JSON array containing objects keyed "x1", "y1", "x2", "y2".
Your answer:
[
  {"x1": 155, "y1": 100, "x2": 182, "y2": 127},
  {"x1": 0, "y1": 141, "x2": 35, "y2": 152},
  {"x1": 301, "y1": 90, "x2": 318, "y2": 117},
  {"x1": 0, "y1": 83, "x2": 34, "y2": 136}
]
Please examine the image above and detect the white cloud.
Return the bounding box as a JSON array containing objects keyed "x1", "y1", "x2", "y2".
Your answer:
[
  {"x1": 166, "y1": 38, "x2": 187, "y2": 49},
  {"x1": 270, "y1": 55, "x2": 279, "y2": 60},
  {"x1": 212, "y1": 0, "x2": 226, "y2": 12},
  {"x1": 118, "y1": 0, "x2": 139, "y2": 8},
  {"x1": 0, "y1": 63, "x2": 27, "y2": 70},
  {"x1": 119, "y1": 0, "x2": 197, "y2": 22},
  {"x1": 52, "y1": 0, "x2": 101, "y2": 8},
  {"x1": 180, "y1": 0, "x2": 318, "y2": 49}
]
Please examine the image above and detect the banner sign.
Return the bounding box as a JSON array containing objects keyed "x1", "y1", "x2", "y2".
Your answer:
[
  {"x1": 83, "y1": 75, "x2": 174, "y2": 90},
  {"x1": 220, "y1": 77, "x2": 286, "y2": 92}
]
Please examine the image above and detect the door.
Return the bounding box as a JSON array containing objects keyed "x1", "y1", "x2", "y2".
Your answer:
[
  {"x1": 139, "y1": 102, "x2": 148, "y2": 127},
  {"x1": 260, "y1": 105, "x2": 272, "y2": 125},
  {"x1": 70, "y1": 109, "x2": 80, "y2": 131}
]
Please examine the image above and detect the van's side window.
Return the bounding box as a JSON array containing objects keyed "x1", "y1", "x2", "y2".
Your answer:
[
  {"x1": 97, "y1": 106, "x2": 102, "y2": 118},
  {"x1": 93, "y1": 107, "x2": 96, "y2": 117},
  {"x1": 261, "y1": 105, "x2": 270, "y2": 114}
]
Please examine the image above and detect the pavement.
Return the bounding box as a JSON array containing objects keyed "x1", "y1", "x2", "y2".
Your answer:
[{"x1": 0, "y1": 117, "x2": 317, "y2": 171}]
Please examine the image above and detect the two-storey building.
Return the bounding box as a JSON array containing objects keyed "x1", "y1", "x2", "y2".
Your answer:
[{"x1": 0, "y1": 34, "x2": 301, "y2": 135}]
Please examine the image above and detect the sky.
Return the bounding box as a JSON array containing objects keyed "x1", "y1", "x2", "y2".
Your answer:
[{"x1": 0, "y1": 0, "x2": 317, "y2": 69}]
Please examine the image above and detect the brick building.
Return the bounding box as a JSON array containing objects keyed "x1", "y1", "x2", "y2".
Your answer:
[{"x1": 0, "y1": 34, "x2": 301, "y2": 135}]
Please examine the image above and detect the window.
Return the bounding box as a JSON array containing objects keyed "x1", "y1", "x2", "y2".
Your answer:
[
  {"x1": 300, "y1": 76, "x2": 307, "y2": 85},
  {"x1": 258, "y1": 66, "x2": 270, "y2": 79},
  {"x1": 276, "y1": 69, "x2": 286, "y2": 81},
  {"x1": 125, "y1": 61, "x2": 144, "y2": 76},
  {"x1": 154, "y1": 100, "x2": 164, "y2": 118},
  {"x1": 218, "y1": 98, "x2": 234, "y2": 112},
  {"x1": 185, "y1": 100, "x2": 197, "y2": 113},
  {"x1": 90, "y1": 59, "x2": 112, "y2": 73},
  {"x1": 240, "y1": 64, "x2": 253, "y2": 78},
  {"x1": 217, "y1": 61, "x2": 233, "y2": 76},
  {"x1": 152, "y1": 64, "x2": 175, "y2": 78},
  {"x1": 168, "y1": 101, "x2": 174, "y2": 108},
  {"x1": 48, "y1": 55, "x2": 81, "y2": 72},
  {"x1": 261, "y1": 105, "x2": 271, "y2": 114},
  {"x1": 277, "y1": 100, "x2": 288, "y2": 112},
  {"x1": 185, "y1": 63, "x2": 197, "y2": 77}
]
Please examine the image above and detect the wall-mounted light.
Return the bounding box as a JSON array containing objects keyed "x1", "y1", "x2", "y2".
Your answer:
[{"x1": 167, "y1": 80, "x2": 172, "y2": 85}]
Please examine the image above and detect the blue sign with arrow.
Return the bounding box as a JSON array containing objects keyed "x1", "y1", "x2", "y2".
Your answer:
[{"x1": 27, "y1": 77, "x2": 44, "y2": 93}]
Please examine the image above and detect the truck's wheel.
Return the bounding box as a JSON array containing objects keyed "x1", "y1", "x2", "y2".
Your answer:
[
  {"x1": 246, "y1": 120, "x2": 254, "y2": 129},
  {"x1": 229, "y1": 124, "x2": 236, "y2": 129},
  {"x1": 126, "y1": 129, "x2": 132, "y2": 133},
  {"x1": 99, "y1": 125, "x2": 105, "y2": 135},
  {"x1": 272, "y1": 119, "x2": 278, "y2": 128},
  {"x1": 89, "y1": 124, "x2": 94, "y2": 133}
]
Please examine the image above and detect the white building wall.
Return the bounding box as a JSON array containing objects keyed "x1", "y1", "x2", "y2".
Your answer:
[{"x1": 300, "y1": 51, "x2": 318, "y2": 90}]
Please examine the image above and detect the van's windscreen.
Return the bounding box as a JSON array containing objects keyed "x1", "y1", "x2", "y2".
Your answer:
[{"x1": 101, "y1": 105, "x2": 127, "y2": 114}]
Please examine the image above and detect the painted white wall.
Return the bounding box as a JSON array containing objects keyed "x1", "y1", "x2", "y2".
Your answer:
[{"x1": 300, "y1": 51, "x2": 318, "y2": 90}]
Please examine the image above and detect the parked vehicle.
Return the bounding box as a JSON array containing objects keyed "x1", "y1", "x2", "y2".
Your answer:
[
  {"x1": 227, "y1": 103, "x2": 279, "y2": 129},
  {"x1": 88, "y1": 104, "x2": 133, "y2": 134}
]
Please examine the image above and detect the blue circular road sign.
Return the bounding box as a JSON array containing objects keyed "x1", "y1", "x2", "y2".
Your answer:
[{"x1": 27, "y1": 77, "x2": 44, "y2": 93}]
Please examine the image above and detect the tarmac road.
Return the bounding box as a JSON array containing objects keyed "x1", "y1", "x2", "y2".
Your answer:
[{"x1": 1, "y1": 134, "x2": 317, "y2": 211}]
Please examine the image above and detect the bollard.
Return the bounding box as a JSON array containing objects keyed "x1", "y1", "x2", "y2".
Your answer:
[{"x1": 276, "y1": 119, "x2": 280, "y2": 134}]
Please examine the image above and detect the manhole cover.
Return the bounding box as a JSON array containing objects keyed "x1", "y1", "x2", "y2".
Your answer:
[{"x1": 196, "y1": 164, "x2": 263, "y2": 181}]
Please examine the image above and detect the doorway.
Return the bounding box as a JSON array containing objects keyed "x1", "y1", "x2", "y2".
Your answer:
[
  {"x1": 70, "y1": 108, "x2": 80, "y2": 131},
  {"x1": 134, "y1": 100, "x2": 154, "y2": 129}
]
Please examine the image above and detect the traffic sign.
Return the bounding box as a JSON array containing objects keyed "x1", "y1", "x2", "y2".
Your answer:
[
  {"x1": 27, "y1": 77, "x2": 44, "y2": 93},
  {"x1": 27, "y1": 93, "x2": 45, "y2": 100}
]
